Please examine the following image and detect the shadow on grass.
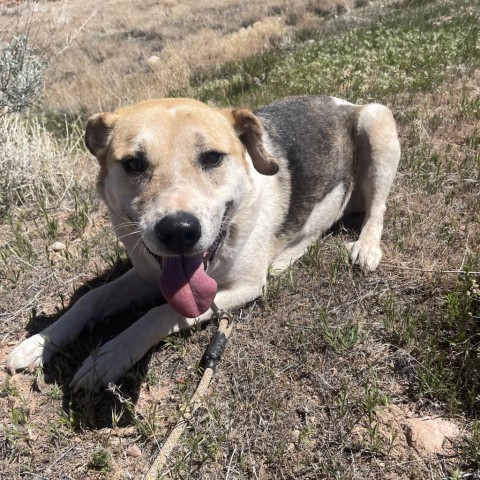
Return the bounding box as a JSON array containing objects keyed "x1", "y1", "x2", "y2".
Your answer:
[{"x1": 329, "y1": 211, "x2": 365, "y2": 237}]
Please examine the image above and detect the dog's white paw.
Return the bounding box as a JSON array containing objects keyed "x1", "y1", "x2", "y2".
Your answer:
[
  {"x1": 70, "y1": 342, "x2": 135, "y2": 392},
  {"x1": 6, "y1": 334, "x2": 55, "y2": 373},
  {"x1": 346, "y1": 240, "x2": 382, "y2": 271}
]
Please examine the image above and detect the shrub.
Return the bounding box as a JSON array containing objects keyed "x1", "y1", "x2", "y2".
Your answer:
[{"x1": 0, "y1": 33, "x2": 48, "y2": 114}]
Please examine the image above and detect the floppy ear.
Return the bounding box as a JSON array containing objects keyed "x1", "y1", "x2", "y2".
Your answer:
[
  {"x1": 227, "y1": 108, "x2": 279, "y2": 175},
  {"x1": 84, "y1": 112, "x2": 117, "y2": 161}
]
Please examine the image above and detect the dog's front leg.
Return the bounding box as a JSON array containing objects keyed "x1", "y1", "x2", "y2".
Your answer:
[
  {"x1": 6, "y1": 268, "x2": 160, "y2": 373},
  {"x1": 70, "y1": 282, "x2": 264, "y2": 391}
]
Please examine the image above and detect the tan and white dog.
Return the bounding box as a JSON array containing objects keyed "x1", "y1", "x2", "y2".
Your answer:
[{"x1": 7, "y1": 96, "x2": 400, "y2": 391}]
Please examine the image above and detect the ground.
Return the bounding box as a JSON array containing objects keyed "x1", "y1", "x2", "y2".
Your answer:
[{"x1": 0, "y1": 0, "x2": 479, "y2": 478}]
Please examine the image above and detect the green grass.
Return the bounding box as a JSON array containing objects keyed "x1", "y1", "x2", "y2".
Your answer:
[
  {"x1": 185, "y1": 0, "x2": 479, "y2": 107},
  {"x1": 90, "y1": 447, "x2": 112, "y2": 472},
  {"x1": 380, "y1": 253, "x2": 480, "y2": 414},
  {"x1": 320, "y1": 312, "x2": 360, "y2": 352},
  {"x1": 0, "y1": 375, "x2": 19, "y2": 398}
]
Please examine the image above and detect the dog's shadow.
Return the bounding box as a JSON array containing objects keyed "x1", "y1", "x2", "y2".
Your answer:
[
  {"x1": 25, "y1": 258, "x2": 171, "y2": 430},
  {"x1": 329, "y1": 211, "x2": 364, "y2": 237}
]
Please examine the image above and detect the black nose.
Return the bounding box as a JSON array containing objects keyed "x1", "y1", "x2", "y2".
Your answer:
[{"x1": 154, "y1": 212, "x2": 202, "y2": 253}]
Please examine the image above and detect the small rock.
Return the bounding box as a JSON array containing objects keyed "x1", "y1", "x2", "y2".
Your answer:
[
  {"x1": 110, "y1": 437, "x2": 122, "y2": 447},
  {"x1": 126, "y1": 443, "x2": 142, "y2": 458},
  {"x1": 122, "y1": 426, "x2": 136, "y2": 436},
  {"x1": 291, "y1": 429, "x2": 300, "y2": 442},
  {"x1": 147, "y1": 55, "x2": 161, "y2": 71},
  {"x1": 51, "y1": 241, "x2": 66, "y2": 252},
  {"x1": 403, "y1": 417, "x2": 460, "y2": 455}
]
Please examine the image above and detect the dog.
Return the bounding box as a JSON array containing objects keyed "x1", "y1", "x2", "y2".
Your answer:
[{"x1": 7, "y1": 96, "x2": 400, "y2": 391}]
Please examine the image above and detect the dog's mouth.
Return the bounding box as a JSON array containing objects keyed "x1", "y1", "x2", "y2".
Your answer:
[
  {"x1": 144, "y1": 231, "x2": 223, "y2": 269},
  {"x1": 144, "y1": 207, "x2": 230, "y2": 319}
]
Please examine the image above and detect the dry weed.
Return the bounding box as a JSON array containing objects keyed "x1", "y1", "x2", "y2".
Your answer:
[{"x1": 0, "y1": 113, "x2": 91, "y2": 220}]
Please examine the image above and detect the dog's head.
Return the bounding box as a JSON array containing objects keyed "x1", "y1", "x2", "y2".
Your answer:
[{"x1": 85, "y1": 98, "x2": 278, "y2": 318}]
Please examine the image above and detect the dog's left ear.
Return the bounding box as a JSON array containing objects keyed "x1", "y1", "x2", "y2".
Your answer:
[
  {"x1": 225, "y1": 108, "x2": 279, "y2": 175},
  {"x1": 85, "y1": 112, "x2": 118, "y2": 162}
]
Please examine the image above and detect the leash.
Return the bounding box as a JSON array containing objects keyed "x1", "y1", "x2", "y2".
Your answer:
[{"x1": 144, "y1": 303, "x2": 234, "y2": 480}]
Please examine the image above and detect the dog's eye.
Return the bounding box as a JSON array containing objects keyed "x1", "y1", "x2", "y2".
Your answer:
[
  {"x1": 200, "y1": 151, "x2": 224, "y2": 169},
  {"x1": 122, "y1": 155, "x2": 147, "y2": 174}
]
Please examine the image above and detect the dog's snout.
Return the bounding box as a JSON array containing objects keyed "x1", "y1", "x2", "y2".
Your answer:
[{"x1": 155, "y1": 212, "x2": 202, "y2": 253}]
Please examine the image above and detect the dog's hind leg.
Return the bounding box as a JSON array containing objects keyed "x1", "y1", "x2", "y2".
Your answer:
[{"x1": 347, "y1": 104, "x2": 400, "y2": 270}]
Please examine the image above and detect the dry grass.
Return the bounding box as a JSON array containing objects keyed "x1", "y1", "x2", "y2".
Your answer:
[
  {"x1": 0, "y1": 0, "x2": 356, "y2": 113},
  {"x1": 1, "y1": 0, "x2": 480, "y2": 478},
  {"x1": 0, "y1": 114, "x2": 91, "y2": 219}
]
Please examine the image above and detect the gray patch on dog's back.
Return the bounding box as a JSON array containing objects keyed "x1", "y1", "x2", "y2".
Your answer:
[{"x1": 255, "y1": 96, "x2": 358, "y2": 236}]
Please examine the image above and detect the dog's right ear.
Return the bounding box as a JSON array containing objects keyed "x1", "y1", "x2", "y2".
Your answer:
[{"x1": 85, "y1": 112, "x2": 118, "y2": 161}]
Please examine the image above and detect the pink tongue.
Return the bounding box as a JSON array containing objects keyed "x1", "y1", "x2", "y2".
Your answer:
[{"x1": 159, "y1": 254, "x2": 217, "y2": 318}]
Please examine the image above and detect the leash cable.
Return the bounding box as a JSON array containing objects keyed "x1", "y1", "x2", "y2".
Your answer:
[{"x1": 144, "y1": 303, "x2": 234, "y2": 479}]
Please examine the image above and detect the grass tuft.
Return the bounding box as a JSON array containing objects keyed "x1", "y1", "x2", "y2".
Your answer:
[{"x1": 90, "y1": 447, "x2": 112, "y2": 472}]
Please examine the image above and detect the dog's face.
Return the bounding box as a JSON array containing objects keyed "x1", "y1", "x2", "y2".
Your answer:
[{"x1": 85, "y1": 98, "x2": 278, "y2": 317}]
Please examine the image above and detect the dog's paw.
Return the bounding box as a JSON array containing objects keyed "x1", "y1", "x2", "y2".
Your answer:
[
  {"x1": 346, "y1": 240, "x2": 382, "y2": 271},
  {"x1": 69, "y1": 343, "x2": 135, "y2": 392},
  {"x1": 6, "y1": 334, "x2": 55, "y2": 373}
]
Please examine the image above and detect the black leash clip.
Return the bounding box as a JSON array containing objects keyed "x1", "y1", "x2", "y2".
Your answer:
[{"x1": 200, "y1": 303, "x2": 233, "y2": 371}]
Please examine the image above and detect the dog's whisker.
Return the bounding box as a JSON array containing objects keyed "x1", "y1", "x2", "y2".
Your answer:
[
  {"x1": 113, "y1": 222, "x2": 140, "y2": 231},
  {"x1": 115, "y1": 226, "x2": 141, "y2": 233},
  {"x1": 129, "y1": 236, "x2": 145, "y2": 256},
  {"x1": 116, "y1": 230, "x2": 141, "y2": 241},
  {"x1": 113, "y1": 221, "x2": 137, "y2": 227}
]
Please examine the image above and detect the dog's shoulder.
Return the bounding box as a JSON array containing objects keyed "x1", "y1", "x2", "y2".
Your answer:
[
  {"x1": 254, "y1": 96, "x2": 359, "y2": 235},
  {"x1": 254, "y1": 95, "x2": 360, "y2": 175}
]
